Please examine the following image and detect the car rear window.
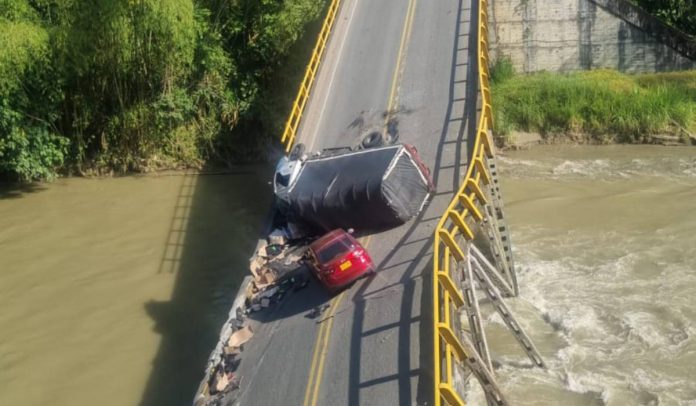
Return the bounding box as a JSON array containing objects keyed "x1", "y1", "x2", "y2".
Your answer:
[{"x1": 316, "y1": 237, "x2": 353, "y2": 263}]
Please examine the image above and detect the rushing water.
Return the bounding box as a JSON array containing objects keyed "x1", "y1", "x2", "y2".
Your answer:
[
  {"x1": 466, "y1": 145, "x2": 696, "y2": 406},
  {"x1": 0, "y1": 169, "x2": 271, "y2": 406}
]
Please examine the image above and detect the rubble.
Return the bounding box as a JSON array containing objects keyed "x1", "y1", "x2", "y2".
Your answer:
[
  {"x1": 247, "y1": 232, "x2": 310, "y2": 304},
  {"x1": 204, "y1": 324, "x2": 247, "y2": 399},
  {"x1": 227, "y1": 326, "x2": 254, "y2": 349},
  {"x1": 195, "y1": 212, "x2": 317, "y2": 404},
  {"x1": 214, "y1": 371, "x2": 232, "y2": 392}
]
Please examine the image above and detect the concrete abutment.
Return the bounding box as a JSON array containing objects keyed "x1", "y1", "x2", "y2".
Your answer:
[{"x1": 488, "y1": 0, "x2": 696, "y2": 73}]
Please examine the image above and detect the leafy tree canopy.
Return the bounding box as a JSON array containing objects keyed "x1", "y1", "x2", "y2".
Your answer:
[{"x1": 0, "y1": 0, "x2": 327, "y2": 180}]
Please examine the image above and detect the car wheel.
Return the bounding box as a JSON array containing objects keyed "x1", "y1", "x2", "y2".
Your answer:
[
  {"x1": 361, "y1": 131, "x2": 383, "y2": 149},
  {"x1": 289, "y1": 143, "x2": 306, "y2": 160}
]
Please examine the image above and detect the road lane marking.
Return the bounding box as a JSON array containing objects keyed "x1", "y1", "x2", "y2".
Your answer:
[
  {"x1": 307, "y1": 0, "x2": 362, "y2": 151},
  {"x1": 309, "y1": 290, "x2": 346, "y2": 406},
  {"x1": 303, "y1": 291, "x2": 344, "y2": 406},
  {"x1": 302, "y1": 312, "x2": 330, "y2": 406},
  {"x1": 385, "y1": 0, "x2": 418, "y2": 130},
  {"x1": 302, "y1": 236, "x2": 369, "y2": 406},
  {"x1": 301, "y1": 291, "x2": 346, "y2": 406},
  {"x1": 302, "y1": 0, "x2": 416, "y2": 400}
]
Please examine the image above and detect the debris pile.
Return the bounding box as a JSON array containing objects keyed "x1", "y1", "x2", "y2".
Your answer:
[
  {"x1": 194, "y1": 229, "x2": 312, "y2": 405},
  {"x1": 247, "y1": 231, "x2": 310, "y2": 305},
  {"x1": 197, "y1": 311, "x2": 251, "y2": 404}
]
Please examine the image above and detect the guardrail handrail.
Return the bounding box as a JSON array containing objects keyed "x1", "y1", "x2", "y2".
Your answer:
[
  {"x1": 432, "y1": 0, "x2": 494, "y2": 404},
  {"x1": 280, "y1": 0, "x2": 342, "y2": 153}
]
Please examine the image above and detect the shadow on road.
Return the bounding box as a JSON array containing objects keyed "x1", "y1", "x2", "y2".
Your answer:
[
  {"x1": 344, "y1": 0, "x2": 480, "y2": 404},
  {"x1": 245, "y1": 269, "x2": 336, "y2": 324}
]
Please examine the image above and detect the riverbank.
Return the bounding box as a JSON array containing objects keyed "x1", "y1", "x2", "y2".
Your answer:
[
  {"x1": 491, "y1": 63, "x2": 696, "y2": 147},
  {"x1": 499, "y1": 130, "x2": 696, "y2": 151}
]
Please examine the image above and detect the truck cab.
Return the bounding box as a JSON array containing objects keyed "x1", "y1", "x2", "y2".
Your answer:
[{"x1": 273, "y1": 156, "x2": 302, "y2": 204}]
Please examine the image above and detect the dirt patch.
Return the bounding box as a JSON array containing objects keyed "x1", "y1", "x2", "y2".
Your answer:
[{"x1": 497, "y1": 130, "x2": 696, "y2": 150}]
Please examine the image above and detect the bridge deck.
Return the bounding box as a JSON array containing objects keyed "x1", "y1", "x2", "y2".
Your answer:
[{"x1": 230, "y1": 0, "x2": 480, "y2": 404}]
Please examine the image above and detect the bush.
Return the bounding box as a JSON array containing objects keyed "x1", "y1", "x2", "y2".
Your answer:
[
  {"x1": 490, "y1": 56, "x2": 515, "y2": 85},
  {"x1": 630, "y1": 0, "x2": 696, "y2": 38},
  {"x1": 0, "y1": 126, "x2": 68, "y2": 180},
  {"x1": 491, "y1": 69, "x2": 696, "y2": 142},
  {"x1": 1, "y1": 8, "x2": 67, "y2": 180},
  {"x1": 1, "y1": 0, "x2": 329, "y2": 180}
]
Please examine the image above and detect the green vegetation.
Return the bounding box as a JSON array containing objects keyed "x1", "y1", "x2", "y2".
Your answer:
[
  {"x1": 0, "y1": 0, "x2": 327, "y2": 181},
  {"x1": 491, "y1": 58, "x2": 696, "y2": 143},
  {"x1": 631, "y1": 0, "x2": 696, "y2": 38}
]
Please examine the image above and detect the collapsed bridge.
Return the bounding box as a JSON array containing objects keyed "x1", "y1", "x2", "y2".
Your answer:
[{"x1": 196, "y1": 0, "x2": 548, "y2": 404}]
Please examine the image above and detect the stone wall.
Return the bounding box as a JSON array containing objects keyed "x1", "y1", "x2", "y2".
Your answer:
[{"x1": 488, "y1": 0, "x2": 696, "y2": 73}]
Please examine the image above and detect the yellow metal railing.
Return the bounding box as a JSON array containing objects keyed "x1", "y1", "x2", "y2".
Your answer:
[
  {"x1": 280, "y1": 0, "x2": 342, "y2": 153},
  {"x1": 432, "y1": 0, "x2": 494, "y2": 404}
]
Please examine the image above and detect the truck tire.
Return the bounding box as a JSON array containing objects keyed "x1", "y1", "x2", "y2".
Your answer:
[
  {"x1": 361, "y1": 131, "x2": 383, "y2": 149},
  {"x1": 289, "y1": 143, "x2": 306, "y2": 160}
]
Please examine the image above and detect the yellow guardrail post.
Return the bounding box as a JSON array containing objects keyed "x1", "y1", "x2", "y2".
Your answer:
[
  {"x1": 280, "y1": 0, "x2": 342, "y2": 153},
  {"x1": 432, "y1": 0, "x2": 495, "y2": 404}
]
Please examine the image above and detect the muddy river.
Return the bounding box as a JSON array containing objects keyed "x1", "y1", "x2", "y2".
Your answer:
[
  {"x1": 0, "y1": 168, "x2": 271, "y2": 406},
  {"x1": 467, "y1": 145, "x2": 696, "y2": 406},
  {"x1": 2, "y1": 145, "x2": 695, "y2": 405}
]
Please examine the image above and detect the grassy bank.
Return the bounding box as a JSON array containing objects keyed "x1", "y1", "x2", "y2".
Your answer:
[{"x1": 491, "y1": 61, "x2": 696, "y2": 144}]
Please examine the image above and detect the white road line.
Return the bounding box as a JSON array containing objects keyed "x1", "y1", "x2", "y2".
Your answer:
[{"x1": 307, "y1": 0, "x2": 362, "y2": 150}]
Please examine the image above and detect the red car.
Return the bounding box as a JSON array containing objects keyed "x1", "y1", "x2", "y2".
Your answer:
[{"x1": 306, "y1": 229, "x2": 375, "y2": 292}]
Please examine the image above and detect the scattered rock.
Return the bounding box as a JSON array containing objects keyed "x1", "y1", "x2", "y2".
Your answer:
[
  {"x1": 227, "y1": 325, "x2": 254, "y2": 349},
  {"x1": 307, "y1": 304, "x2": 330, "y2": 319}
]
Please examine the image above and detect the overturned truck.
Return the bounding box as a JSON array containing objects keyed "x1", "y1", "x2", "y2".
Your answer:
[{"x1": 274, "y1": 143, "x2": 435, "y2": 232}]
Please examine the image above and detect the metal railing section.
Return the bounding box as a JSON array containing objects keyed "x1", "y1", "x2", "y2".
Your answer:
[
  {"x1": 280, "y1": 0, "x2": 342, "y2": 153},
  {"x1": 432, "y1": 0, "x2": 494, "y2": 404}
]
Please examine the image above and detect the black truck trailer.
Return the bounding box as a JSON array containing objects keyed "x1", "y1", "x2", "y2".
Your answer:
[{"x1": 274, "y1": 143, "x2": 435, "y2": 232}]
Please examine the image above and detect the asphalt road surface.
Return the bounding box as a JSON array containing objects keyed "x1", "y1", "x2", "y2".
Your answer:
[{"x1": 232, "y1": 0, "x2": 480, "y2": 404}]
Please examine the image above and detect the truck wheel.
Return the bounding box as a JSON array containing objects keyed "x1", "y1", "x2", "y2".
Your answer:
[
  {"x1": 289, "y1": 143, "x2": 306, "y2": 160},
  {"x1": 361, "y1": 132, "x2": 383, "y2": 149}
]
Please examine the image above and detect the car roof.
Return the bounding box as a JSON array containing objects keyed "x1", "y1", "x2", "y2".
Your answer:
[{"x1": 309, "y1": 229, "x2": 350, "y2": 252}]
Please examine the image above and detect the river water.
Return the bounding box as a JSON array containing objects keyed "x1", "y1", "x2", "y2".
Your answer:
[
  {"x1": 2, "y1": 146, "x2": 695, "y2": 406},
  {"x1": 467, "y1": 145, "x2": 696, "y2": 406},
  {"x1": 0, "y1": 169, "x2": 271, "y2": 406}
]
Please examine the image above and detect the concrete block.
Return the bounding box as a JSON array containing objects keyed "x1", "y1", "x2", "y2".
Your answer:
[{"x1": 489, "y1": 0, "x2": 696, "y2": 73}]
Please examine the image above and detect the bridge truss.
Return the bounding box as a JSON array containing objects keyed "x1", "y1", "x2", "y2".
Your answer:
[
  {"x1": 431, "y1": 0, "x2": 546, "y2": 404},
  {"x1": 276, "y1": 0, "x2": 547, "y2": 403}
]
